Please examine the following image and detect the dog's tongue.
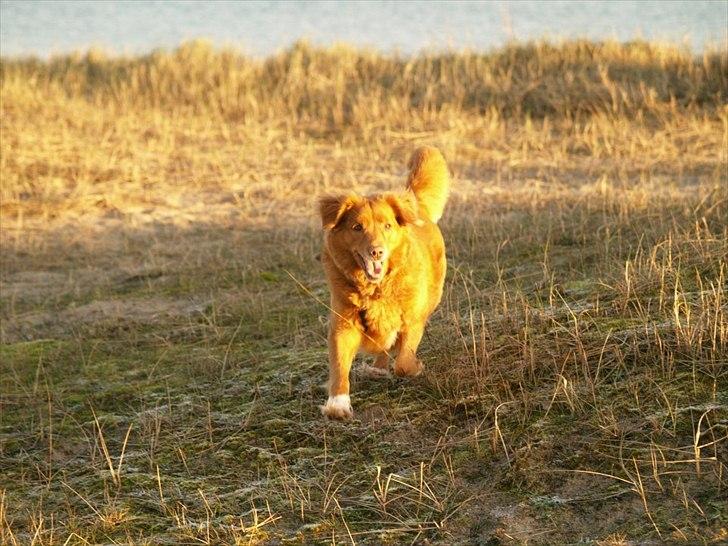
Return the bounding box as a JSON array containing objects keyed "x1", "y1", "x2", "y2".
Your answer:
[{"x1": 361, "y1": 256, "x2": 384, "y2": 281}]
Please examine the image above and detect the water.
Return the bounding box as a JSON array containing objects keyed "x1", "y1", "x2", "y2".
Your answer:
[{"x1": 1, "y1": 0, "x2": 726, "y2": 58}]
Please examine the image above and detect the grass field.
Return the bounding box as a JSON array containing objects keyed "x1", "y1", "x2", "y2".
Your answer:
[{"x1": 1, "y1": 39, "x2": 727, "y2": 544}]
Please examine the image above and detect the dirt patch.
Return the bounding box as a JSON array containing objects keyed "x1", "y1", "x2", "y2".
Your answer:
[
  {"x1": 1, "y1": 296, "x2": 210, "y2": 342},
  {"x1": 0, "y1": 268, "x2": 120, "y2": 305},
  {"x1": 2, "y1": 270, "x2": 75, "y2": 303}
]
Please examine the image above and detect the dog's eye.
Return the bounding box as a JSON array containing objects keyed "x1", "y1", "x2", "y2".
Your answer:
[
  {"x1": 384, "y1": 223, "x2": 392, "y2": 230},
  {"x1": 352, "y1": 223, "x2": 363, "y2": 231}
]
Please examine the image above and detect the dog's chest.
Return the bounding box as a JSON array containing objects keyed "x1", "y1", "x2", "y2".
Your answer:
[{"x1": 360, "y1": 298, "x2": 401, "y2": 350}]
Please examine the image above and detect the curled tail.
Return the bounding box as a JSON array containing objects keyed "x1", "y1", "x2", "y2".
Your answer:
[{"x1": 406, "y1": 146, "x2": 450, "y2": 223}]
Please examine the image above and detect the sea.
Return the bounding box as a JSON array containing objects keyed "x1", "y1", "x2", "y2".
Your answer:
[{"x1": 1, "y1": 0, "x2": 726, "y2": 58}]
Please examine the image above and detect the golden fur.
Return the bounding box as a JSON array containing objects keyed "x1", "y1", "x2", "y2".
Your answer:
[{"x1": 318, "y1": 146, "x2": 450, "y2": 419}]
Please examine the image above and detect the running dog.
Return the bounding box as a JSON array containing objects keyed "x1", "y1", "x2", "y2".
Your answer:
[{"x1": 318, "y1": 146, "x2": 450, "y2": 419}]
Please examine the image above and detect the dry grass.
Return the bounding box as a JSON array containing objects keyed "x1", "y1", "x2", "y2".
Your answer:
[{"x1": 1, "y1": 39, "x2": 727, "y2": 544}]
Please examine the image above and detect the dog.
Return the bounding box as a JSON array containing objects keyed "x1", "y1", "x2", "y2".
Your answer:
[{"x1": 318, "y1": 146, "x2": 450, "y2": 419}]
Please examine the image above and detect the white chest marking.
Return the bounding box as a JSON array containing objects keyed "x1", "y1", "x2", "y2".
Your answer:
[{"x1": 383, "y1": 330, "x2": 398, "y2": 349}]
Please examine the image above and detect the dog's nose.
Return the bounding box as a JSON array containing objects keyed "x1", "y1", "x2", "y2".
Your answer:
[{"x1": 369, "y1": 246, "x2": 385, "y2": 260}]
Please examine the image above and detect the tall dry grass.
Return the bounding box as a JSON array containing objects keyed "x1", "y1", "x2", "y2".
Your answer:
[
  {"x1": 1, "y1": 39, "x2": 725, "y2": 218},
  {"x1": 2, "y1": 39, "x2": 725, "y2": 121}
]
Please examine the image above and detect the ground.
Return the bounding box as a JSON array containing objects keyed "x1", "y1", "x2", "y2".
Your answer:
[{"x1": 1, "y1": 40, "x2": 727, "y2": 544}]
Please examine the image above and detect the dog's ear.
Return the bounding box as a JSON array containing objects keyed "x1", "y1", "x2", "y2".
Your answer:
[
  {"x1": 319, "y1": 195, "x2": 359, "y2": 230},
  {"x1": 385, "y1": 192, "x2": 421, "y2": 226}
]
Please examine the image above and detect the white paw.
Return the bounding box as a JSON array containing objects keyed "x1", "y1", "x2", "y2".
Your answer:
[
  {"x1": 360, "y1": 363, "x2": 391, "y2": 378},
  {"x1": 320, "y1": 394, "x2": 353, "y2": 420}
]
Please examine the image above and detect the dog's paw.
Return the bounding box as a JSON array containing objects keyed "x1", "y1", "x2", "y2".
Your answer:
[
  {"x1": 360, "y1": 363, "x2": 392, "y2": 379},
  {"x1": 394, "y1": 358, "x2": 423, "y2": 377},
  {"x1": 320, "y1": 394, "x2": 353, "y2": 420}
]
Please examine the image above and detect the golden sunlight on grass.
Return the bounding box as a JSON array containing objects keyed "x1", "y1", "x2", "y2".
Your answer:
[{"x1": 1, "y1": 40, "x2": 726, "y2": 544}]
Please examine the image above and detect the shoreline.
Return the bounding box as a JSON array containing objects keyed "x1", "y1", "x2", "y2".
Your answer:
[{"x1": 2, "y1": 35, "x2": 727, "y2": 62}]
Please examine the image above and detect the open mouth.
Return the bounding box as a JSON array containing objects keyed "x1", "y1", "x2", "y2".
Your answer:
[{"x1": 356, "y1": 252, "x2": 385, "y2": 282}]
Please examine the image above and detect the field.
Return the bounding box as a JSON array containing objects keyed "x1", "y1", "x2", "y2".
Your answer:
[{"x1": 1, "y1": 39, "x2": 727, "y2": 544}]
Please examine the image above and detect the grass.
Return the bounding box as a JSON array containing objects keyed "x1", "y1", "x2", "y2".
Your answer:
[{"x1": 1, "y1": 39, "x2": 727, "y2": 544}]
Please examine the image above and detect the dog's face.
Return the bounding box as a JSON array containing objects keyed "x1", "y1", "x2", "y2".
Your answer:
[{"x1": 320, "y1": 193, "x2": 419, "y2": 283}]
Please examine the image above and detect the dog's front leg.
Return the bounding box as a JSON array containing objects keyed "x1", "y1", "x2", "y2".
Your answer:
[{"x1": 321, "y1": 315, "x2": 361, "y2": 419}]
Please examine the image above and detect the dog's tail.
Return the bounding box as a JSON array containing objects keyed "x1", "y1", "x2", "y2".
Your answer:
[{"x1": 405, "y1": 146, "x2": 450, "y2": 223}]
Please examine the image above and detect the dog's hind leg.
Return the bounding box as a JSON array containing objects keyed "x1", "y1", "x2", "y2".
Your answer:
[
  {"x1": 373, "y1": 352, "x2": 390, "y2": 369},
  {"x1": 394, "y1": 323, "x2": 424, "y2": 377},
  {"x1": 361, "y1": 352, "x2": 391, "y2": 378}
]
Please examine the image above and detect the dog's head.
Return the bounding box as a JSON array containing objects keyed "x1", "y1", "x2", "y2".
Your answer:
[{"x1": 319, "y1": 192, "x2": 419, "y2": 283}]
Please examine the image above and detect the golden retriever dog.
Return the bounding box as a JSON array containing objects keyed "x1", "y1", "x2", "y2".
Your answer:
[{"x1": 318, "y1": 146, "x2": 450, "y2": 419}]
